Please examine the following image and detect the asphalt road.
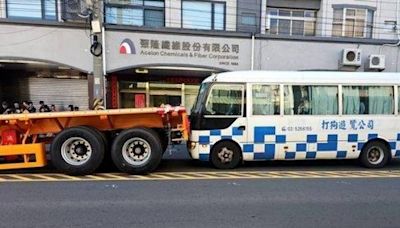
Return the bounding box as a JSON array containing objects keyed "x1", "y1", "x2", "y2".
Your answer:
[{"x1": 1, "y1": 178, "x2": 400, "y2": 228}]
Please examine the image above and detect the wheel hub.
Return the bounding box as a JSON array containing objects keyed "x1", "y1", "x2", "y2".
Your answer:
[
  {"x1": 218, "y1": 147, "x2": 233, "y2": 163},
  {"x1": 61, "y1": 137, "x2": 92, "y2": 166},
  {"x1": 122, "y1": 138, "x2": 152, "y2": 166},
  {"x1": 367, "y1": 146, "x2": 384, "y2": 165}
]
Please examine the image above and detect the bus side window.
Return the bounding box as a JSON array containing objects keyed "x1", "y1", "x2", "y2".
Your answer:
[
  {"x1": 343, "y1": 86, "x2": 393, "y2": 115},
  {"x1": 252, "y1": 84, "x2": 280, "y2": 115},
  {"x1": 285, "y1": 85, "x2": 338, "y2": 115}
]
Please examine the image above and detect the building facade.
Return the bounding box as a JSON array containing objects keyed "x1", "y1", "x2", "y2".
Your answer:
[{"x1": 0, "y1": 0, "x2": 399, "y2": 111}]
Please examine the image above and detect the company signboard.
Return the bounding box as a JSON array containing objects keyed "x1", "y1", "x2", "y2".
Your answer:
[{"x1": 106, "y1": 31, "x2": 251, "y2": 73}]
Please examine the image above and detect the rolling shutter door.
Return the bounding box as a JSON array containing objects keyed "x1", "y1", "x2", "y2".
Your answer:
[{"x1": 23, "y1": 77, "x2": 89, "y2": 111}]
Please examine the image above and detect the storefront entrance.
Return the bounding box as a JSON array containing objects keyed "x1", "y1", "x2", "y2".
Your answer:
[{"x1": 119, "y1": 81, "x2": 199, "y2": 112}]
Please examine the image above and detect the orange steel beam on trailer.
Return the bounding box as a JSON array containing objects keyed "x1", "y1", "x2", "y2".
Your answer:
[
  {"x1": 0, "y1": 107, "x2": 188, "y2": 136},
  {"x1": 0, "y1": 143, "x2": 47, "y2": 170}
]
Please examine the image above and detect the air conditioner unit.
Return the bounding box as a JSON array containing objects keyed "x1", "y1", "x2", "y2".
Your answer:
[
  {"x1": 61, "y1": 0, "x2": 88, "y2": 22},
  {"x1": 366, "y1": 54, "x2": 385, "y2": 71},
  {"x1": 341, "y1": 49, "x2": 362, "y2": 67}
]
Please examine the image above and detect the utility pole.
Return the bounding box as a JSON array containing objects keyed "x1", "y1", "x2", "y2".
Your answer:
[{"x1": 88, "y1": 0, "x2": 104, "y2": 109}]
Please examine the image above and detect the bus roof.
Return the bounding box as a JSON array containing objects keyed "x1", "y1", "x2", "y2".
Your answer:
[{"x1": 203, "y1": 71, "x2": 400, "y2": 85}]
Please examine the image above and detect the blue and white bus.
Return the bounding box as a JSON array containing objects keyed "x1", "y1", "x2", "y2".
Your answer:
[{"x1": 188, "y1": 71, "x2": 400, "y2": 169}]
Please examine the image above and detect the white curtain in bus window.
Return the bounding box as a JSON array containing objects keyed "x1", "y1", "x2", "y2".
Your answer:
[
  {"x1": 343, "y1": 86, "x2": 393, "y2": 115},
  {"x1": 252, "y1": 84, "x2": 280, "y2": 115},
  {"x1": 285, "y1": 85, "x2": 337, "y2": 115},
  {"x1": 205, "y1": 84, "x2": 243, "y2": 116},
  {"x1": 311, "y1": 86, "x2": 338, "y2": 115}
]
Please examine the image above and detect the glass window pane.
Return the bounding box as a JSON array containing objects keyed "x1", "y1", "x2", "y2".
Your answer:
[
  {"x1": 304, "y1": 21, "x2": 315, "y2": 36},
  {"x1": 278, "y1": 19, "x2": 290, "y2": 35},
  {"x1": 305, "y1": 11, "x2": 316, "y2": 18},
  {"x1": 205, "y1": 84, "x2": 243, "y2": 116},
  {"x1": 144, "y1": 0, "x2": 164, "y2": 7},
  {"x1": 343, "y1": 86, "x2": 393, "y2": 115},
  {"x1": 241, "y1": 13, "x2": 256, "y2": 26},
  {"x1": 356, "y1": 9, "x2": 366, "y2": 19},
  {"x1": 269, "y1": 18, "x2": 278, "y2": 34},
  {"x1": 292, "y1": 10, "x2": 304, "y2": 17},
  {"x1": 122, "y1": 8, "x2": 143, "y2": 26},
  {"x1": 332, "y1": 24, "x2": 342, "y2": 36},
  {"x1": 144, "y1": 9, "x2": 164, "y2": 27},
  {"x1": 333, "y1": 9, "x2": 343, "y2": 23},
  {"x1": 292, "y1": 20, "x2": 304, "y2": 36},
  {"x1": 214, "y1": 3, "x2": 224, "y2": 30},
  {"x1": 105, "y1": 7, "x2": 118, "y2": 24},
  {"x1": 285, "y1": 85, "x2": 338, "y2": 115},
  {"x1": 346, "y1": 9, "x2": 355, "y2": 17},
  {"x1": 252, "y1": 85, "x2": 280, "y2": 115},
  {"x1": 345, "y1": 19, "x2": 355, "y2": 37},
  {"x1": 286, "y1": 85, "x2": 311, "y2": 115},
  {"x1": 268, "y1": 8, "x2": 278, "y2": 16},
  {"x1": 44, "y1": 0, "x2": 57, "y2": 20},
  {"x1": 355, "y1": 19, "x2": 365, "y2": 37},
  {"x1": 182, "y1": 1, "x2": 211, "y2": 30},
  {"x1": 309, "y1": 86, "x2": 338, "y2": 115},
  {"x1": 7, "y1": 0, "x2": 42, "y2": 18},
  {"x1": 279, "y1": 9, "x2": 290, "y2": 17}
]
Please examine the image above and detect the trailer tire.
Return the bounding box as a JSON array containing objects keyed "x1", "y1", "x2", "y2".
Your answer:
[
  {"x1": 111, "y1": 128, "x2": 162, "y2": 174},
  {"x1": 50, "y1": 127, "x2": 105, "y2": 175}
]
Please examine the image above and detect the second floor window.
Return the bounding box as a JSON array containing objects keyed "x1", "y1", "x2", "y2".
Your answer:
[
  {"x1": 105, "y1": 0, "x2": 164, "y2": 27},
  {"x1": 6, "y1": 0, "x2": 57, "y2": 20},
  {"x1": 182, "y1": 1, "x2": 225, "y2": 31},
  {"x1": 267, "y1": 8, "x2": 316, "y2": 36},
  {"x1": 332, "y1": 8, "x2": 374, "y2": 38}
]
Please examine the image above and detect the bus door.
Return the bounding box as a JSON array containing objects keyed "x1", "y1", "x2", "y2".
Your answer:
[
  {"x1": 200, "y1": 83, "x2": 247, "y2": 145},
  {"x1": 246, "y1": 84, "x2": 282, "y2": 160}
]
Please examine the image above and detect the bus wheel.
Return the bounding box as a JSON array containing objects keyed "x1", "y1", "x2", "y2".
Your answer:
[
  {"x1": 210, "y1": 141, "x2": 242, "y2": 169},
  {"x1": 359, "y1": 141, "x2": 391, "y2": 168},
  {"x1": 50, "y1": 127, "x2": 105, "y2": 175},
  {"x1": 111, "y1": 128, "x2": 162, "y2": 174}
]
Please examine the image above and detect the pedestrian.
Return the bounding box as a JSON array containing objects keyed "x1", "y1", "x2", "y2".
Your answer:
[
  {"x1": 39, "y1": 101, "x2": 51, "y2": 112},
  {"x1": 13, "y1": 102, "x2": 22, "y2": 114},
  {"x1": 74, "y1": 106, "x2": 79, "y2": 111},
  {"x1": 68, "y1": 104, "x2": 74, "y2": 111},
  {"x1": 1, "y1": 101, "x2": 12, "y2": 114},
  {"x1": 50, "y1": 104, "x2": 56, "y2": 112},
  {"x1": 27, "y1": 102, "x2": 36, "y2": 113}
]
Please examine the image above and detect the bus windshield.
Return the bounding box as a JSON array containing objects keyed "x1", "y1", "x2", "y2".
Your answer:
[{"x1": 191, "y1": 82, "x2": 210, "y2": 114}]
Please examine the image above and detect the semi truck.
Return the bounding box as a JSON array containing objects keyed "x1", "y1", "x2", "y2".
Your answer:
[{"x1": 0, "y1": 106, "x2": 189, "y2": 175}]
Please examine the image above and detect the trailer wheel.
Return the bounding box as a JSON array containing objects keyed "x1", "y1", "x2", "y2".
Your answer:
[
  {"x1": 50, "y1": 127, "x2": 105, "y2": 175},
  {"x1": 111, "y1": 128, "x2": 162, "y2": 174}
]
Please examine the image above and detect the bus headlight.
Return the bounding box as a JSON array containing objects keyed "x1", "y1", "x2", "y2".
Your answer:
[{"x1": 188, "y1": 141, "x2": 197, "y2": 150}]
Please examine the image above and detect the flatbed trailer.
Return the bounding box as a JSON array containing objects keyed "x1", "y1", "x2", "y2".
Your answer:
[{"x1": 0, "y1": 106, "x2": 189, "y2": 175}]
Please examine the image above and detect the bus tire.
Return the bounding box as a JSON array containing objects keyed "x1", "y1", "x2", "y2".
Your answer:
[
  {"x1": 111, "y1": 128, "x2": 162, "y2": 174},
  {"x1": 210, "y1": 141, "x2": 242, "y2": 169},
  {"x1": 359, "y1": 141, "x2": 391, "y2": 168},
  {"x1": 50, "y1": 127, "x2": 105, "y2": 175}
]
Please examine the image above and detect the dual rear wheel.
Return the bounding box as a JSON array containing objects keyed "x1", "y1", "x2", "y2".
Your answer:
[{"x1": 51, "y1": 127, "x2": 163, "y2": 175}]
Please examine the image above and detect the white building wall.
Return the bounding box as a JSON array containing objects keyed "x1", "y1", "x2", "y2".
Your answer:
[{"x1": 0, "y1": 0, "x2": 5, "y2": 18}]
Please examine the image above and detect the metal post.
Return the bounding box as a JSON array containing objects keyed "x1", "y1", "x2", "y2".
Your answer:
[{"x1": 90, "y1": 0, "x2": 104, "y2": 109}]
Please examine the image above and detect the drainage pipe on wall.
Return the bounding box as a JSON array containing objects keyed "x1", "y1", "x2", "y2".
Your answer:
[{"x1": 251, "y1": 33, "x2": 255, "y2": 70}]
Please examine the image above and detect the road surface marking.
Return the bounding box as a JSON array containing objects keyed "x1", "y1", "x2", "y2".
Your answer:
[{"x1": 0, "y1": 170, "x2": 400, "y2": 182}]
